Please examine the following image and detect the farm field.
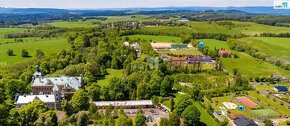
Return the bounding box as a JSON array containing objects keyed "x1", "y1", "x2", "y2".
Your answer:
[
  {"x1": 96, "y1": 69, "x2": 123, "y2": 87},
  {"x1": 197, "y1": 39, "x2": 230, "y2": 50},
  {"x1": 222, "y1": 52, "x2": 290, "y2": 78},
  {"x1": 123, "y1": 35, "x2": 182, "y2": 43},
  {"x1": 48, "y1": 20, "x2": 100, "y2": 28},
  {"x1": 0, "y1": 28, "x2": 27, "y2": 36},
  {"x1": 239, "y1": 37, "x2": 290, "y2": 60},
  {"x1": 0, "y1": 38, "x2": 70, "y2": 65}
]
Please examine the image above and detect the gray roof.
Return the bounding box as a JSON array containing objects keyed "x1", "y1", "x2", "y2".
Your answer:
[
  {"x1": 234, "y1": 117, "x2": 257, "y2": 126},
  {"x1": 53, "y1": 84, "x2": 61, "y2": 91},
  {"x1": 32, "y1": 75, "x2": 83, "y2": 91},
  {"x1": 14, "y1": 94, "x2": 55, "y2": 104}
]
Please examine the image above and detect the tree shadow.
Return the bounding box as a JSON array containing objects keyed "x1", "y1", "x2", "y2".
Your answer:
[{"x1": 198, "y1": 122, "x2": 207, "y2": 126}]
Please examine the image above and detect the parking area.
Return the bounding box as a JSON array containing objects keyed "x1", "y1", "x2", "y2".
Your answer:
[{"x1": 124, "y1": 108, "x2": 169, "y2": 126}]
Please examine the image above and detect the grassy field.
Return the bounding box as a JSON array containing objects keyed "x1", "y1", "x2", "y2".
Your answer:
[
  {"x1": 0, "y1": 37, "x2": 41, "y2": 44},
  {"x1": 143, "y1": 21, "x2": 290, "y2": 36},
  {"x1": 251, "y1": 109, "x2": 280, "y2": 117},
  {"x1": 192, "y1": 102, "x2": 219, "y2": 126},
  {"x1": 96, "y1": 69, "x2": 123, "y2": 87},
  {"x1": 48, "y1": 20, "x2": 100, "y2": 28},
  {"x1": 123, "y1": 35, "x2": 182, "y2": 43},
  {"x1": 160, "y1": 49, "x2": 204, "y2": 56},
  {"x1": 239, "y1": 37, "x2": 290, "y2": 60},
  {"x1": 49, "y1": 15, "x2": 153, "y2": 28},
  {"x1": 0, "y1": 38, "x2": 70, "y2": 65},
  {"x1": 222, "y1": 52, "x2": 290, "y2": 78},
  {"x1": 197, "y1": 39, "x2": 230, "y2": 50},
  {"x1": 0, "y1": 28, "x2": 27, "y2": 36}
]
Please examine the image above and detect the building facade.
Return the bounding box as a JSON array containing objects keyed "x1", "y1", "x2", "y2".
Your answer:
[{"x1": 31, "y1": 65, "x2": 84, "y2": 100}]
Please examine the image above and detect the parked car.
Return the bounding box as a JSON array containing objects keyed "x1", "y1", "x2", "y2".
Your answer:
[
  {"x1": 216, "y1": 111, "x2": 220, "y2": 115},
  {"x1": 149, "y1": 115, "x2": 153, "y2": 122}
]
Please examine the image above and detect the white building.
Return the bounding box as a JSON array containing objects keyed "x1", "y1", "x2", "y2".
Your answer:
[{"x1": 94, "y1": 100, "x2": 153, "y2": 109}]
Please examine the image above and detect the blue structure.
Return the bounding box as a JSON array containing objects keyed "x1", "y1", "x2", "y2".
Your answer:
[{"x1": 274, "y1": 86, "x2": 288, "y2": 92}]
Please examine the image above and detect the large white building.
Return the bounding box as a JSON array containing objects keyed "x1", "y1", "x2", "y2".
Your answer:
[{"x1": 94, "y1": 100, "x2": 153, "y2": 109}]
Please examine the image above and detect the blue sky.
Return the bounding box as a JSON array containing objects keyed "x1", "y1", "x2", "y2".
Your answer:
[{"x1": 0, "y1": 0, "x2": 274, "y2": 9}]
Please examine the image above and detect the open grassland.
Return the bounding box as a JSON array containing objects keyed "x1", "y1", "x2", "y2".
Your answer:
[
  {"x1": 49, "y1": 15, "x2": 153, "y2": 28},
  {"x1": 222, "y1": 52, "x2": 290, "y2": 78},
  {"x1": 123, "y1": 35, "x2": 182, "y2": 43},
  {"x1": 0, "y1": 37, "x2": 40, "y2": 44},
  {"x1": 0, "y1": 38, "x2": 70, "y2": 65},
  {"x1": 192, "y1": 102, "x2": 219, "y2": 126},
  {"x1": 48, "y1": 20, "x2": 100, "y2": 28},
  {"x1": 96, "y1": 69, "x2": 123, "y2": 87},
  {"x1": 247, "y1": 91, "x2": 289, "y2": 117},
  {"x1": 0, "y1": 28, "x2": 27, "y2": 36},
  {"x1": 143, "y1": 21, "x2": 290, "y2": 36},
  {"x1": 239, "y1": 37, "x2": 290, "y2": 60},
  {"x1": 197, "y1": 39, "x2": 230, "y2": 50}
]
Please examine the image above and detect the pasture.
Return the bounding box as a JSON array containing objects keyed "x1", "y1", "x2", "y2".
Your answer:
[
  {"x1": 197, "y1": 39, "x2": 230, "y2": 50},
  {"x1": 0, "y1": 38, "x2": 70, "y2": 65},
  {"x1": 123, "y1": 35, "x2": 182, "y2": 43},
  {"x1": 222, "y1": 52, "x2": 290, "y2": 78},
  {"x1": 239, "y1": 37, "x2": 290, "y2": 60}
]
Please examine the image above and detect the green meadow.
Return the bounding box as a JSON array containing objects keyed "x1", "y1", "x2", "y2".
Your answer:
[
  {"x1": 239, "y1": 37, "x2": 290, "y2": 60},
  {"x1": 143, "y1": 21, "x2": 290, "y2": 36},
  {"x1": 124, "y1": 35, "x2": 182, "y2": 43},
  {"x1": 0, "y1": 38, "x2": 70, "y2": 65},
  {"x1": 0, "y1": 28, "x2": 27, "y2": 36},
  {"x1": 96, "y1": 69, "x2": 123, "y2": 87},
  {"x1": 48, "y1": 15, "x2": 153, "y2": 28},
  {"x1": 197, "y1": 39, "x2": 230, "y2": 50},
  {"x1": 222, "y1": 52, "x2": 290, "y2": 78}
]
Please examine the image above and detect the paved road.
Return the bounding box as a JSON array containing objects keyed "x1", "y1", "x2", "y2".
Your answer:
[
  {"x1": 213, "y1": 112, "x2": 224, "y2": 122},
  {"x1": 250, "y1": 82, "x2": 290, "y2": 107}
]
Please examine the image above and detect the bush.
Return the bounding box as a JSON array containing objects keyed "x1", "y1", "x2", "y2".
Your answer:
[
  {"x1": 22, "y1": 49, "x2": 29, "y2": 57},
  {"x1": 7, "y1": 49, "x2": 14, "y2": 56}
]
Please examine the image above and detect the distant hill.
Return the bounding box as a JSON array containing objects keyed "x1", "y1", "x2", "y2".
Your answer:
[{"x1": 0, "y1": 6, "x2": 289, "y2": 15}]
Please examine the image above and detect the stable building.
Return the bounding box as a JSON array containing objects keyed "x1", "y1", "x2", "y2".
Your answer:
[{"x1": 94, "y1": 100, "x2": 153, "y2": 109}]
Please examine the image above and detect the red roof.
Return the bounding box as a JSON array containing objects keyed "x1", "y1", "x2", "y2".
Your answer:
[
  {"x1": 219, "y1": 50, "x2": 231, "y2": 55},
  {"x1": 169, "y1": 56, "x2": 187, "y2": 61}
]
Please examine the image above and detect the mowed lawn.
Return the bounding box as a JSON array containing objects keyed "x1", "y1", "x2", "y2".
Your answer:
[
  {"x1": 197, "y1": 39, "x2": 230, "y2": 50},
  {"x1": 96, "y1": 69, "x2": 123, "y2": 87},
  {"x1": 222, "y1": 52, "x2": 290, "y2": 78},
  {"x1": 239, "y1": 37, "x2": 290, "y2": 60},
  {"x1": 192, "y1": 102, "x2": 219, "y2": 126},
  {"x1": 251, "y1": 109, "x2": 280, "y2": 117},
  {"x1": 124, "y1": 35, "x2": 182, "y2": 43},
  {"x1": 0, "y1": 38, "x2": 70, "y2": 65}
]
